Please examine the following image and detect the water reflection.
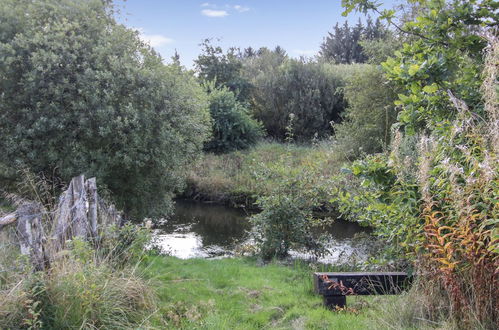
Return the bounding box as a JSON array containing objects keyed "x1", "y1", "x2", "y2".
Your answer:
[
  {"x1": 153, "y1": 200, "x2": 251, "y2": 258},
  {"x1": 153, "y1": 199, "x2": 371, "y2": 263}
]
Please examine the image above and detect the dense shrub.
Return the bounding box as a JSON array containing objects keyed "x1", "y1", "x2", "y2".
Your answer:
[
  {"x1": 251, "y1": 193, "x2": 327, "y2": 260},
  {"x1": 250, "y1": 151, "x2": 330, "y2": 260},
  {"x1": 204, "y1": 86, "x2": 264, "y2": 153},
  {"x1": 0, "y1": 0, "x2": 211, "y2": 219},
  {"x1": 245, "y1": 58, "x2": 367, "y2": 140},
  {"x1": 331, "y1": 133, "x2": 422, "y2": 260},
  {"x1": 333, "y1": 65, "x2": 399, "y2": 159}
]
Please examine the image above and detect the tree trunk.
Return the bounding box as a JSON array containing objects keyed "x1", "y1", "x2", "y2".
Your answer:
[
  {"x1": 86, "y1": 177, "x2": 98, "y2": 242},
  {"x1": 71, "y1": 175, "x2": 88, "y2": 238},
  {"x1": 16, "y1": 203, "x2": 49, "y2": 271}
]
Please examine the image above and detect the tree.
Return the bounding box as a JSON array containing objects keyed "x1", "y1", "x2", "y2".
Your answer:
[
  {"x1": 319, "y1": 16, "x2": 389, "y2": 63},
  {"x1": 195, "y1": 39, "x2": 251, "y2": 101},
  {"x1": 359, "y1": 32, "x2": 401, "y2": 64},
  {"x1": 333, "y1": 65, "x2": 399, "y2": 159},
  {"x1": 0, "y1": 0, "x2": 211, "y2": 219},
  {"x1": 204, "y1": 86, "x2": 264, "y2": 153}
]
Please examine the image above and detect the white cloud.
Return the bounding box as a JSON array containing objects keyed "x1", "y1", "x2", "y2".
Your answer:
[
  {"x1": 201, "y1": 9, "x2": 229, "y2": 17},
  {"x1": 135, "y1": 28, "x2": 174, "y2": 47},
  {"x1": 143, "y1": 34, "x2": 174, "y2": 47},
  {"x1": 293, "y1": 49, "x2": 316, "y2": 56},
  {"x1": 233, "y1": 5, "x2": 250, "y2": 12},
  {"x1": 201, "y1": 2, "x2": 213, "y2": 7}
]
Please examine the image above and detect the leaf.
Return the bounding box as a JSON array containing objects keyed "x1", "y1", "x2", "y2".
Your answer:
[
  {"x1": 408, "y1": 64, "x2": 420, "y2": 76},
  {"x1": 423, "y1": 83, "x2": 439, "y2": 94}
]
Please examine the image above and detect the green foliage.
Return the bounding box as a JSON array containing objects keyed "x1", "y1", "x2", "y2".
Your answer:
[
  {"x1": 335, "y1": 0, "x2": 498, "y2": 254},
  {"x1": 331, "y1": 149, "x2": 422, "y2": 260},
  {"x1": 241, "y1": 46, "x2": 287, "y2": 80},
  {"x1": 333, "y1": 65, "x2": 399, "y2": 159},
  {"x1": 0, "y1": 0, "x2": 211, "y2": 219},
  {"x1": 342, "y1": 0, "x2": 498, "y2": 131},
  {"x1": 336, "y1": 0, "x2": 498, "y2": 325},
  {"x1": 204, "y1": 86, "x2": 264, "y2": 153},
  {"x1": 195, "y1": 39, "x2": 252, "y2": 101},
  {"x1": 379, "y1": 0, "x2": 495, "y2": 132},
  {"x1": 359, "y1": 32, "x2": 402, "y2": 64},
  {"x1": 251, "y1": 193, "x2": 325, "y2": 261},
  {"x1": 245, "y1": 58, "x2": 364, "y2": 140},
  {"x1": 250, "y1": 149, "x2": 330, "y2": 260}
]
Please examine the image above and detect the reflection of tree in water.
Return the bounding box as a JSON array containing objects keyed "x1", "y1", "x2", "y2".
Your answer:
[
  {"x1": 321, "y1": 220, "x2": 371, "y2": 241},
  {"x1": 162, "y1": 200, "x2": 253, "y2": 248}
]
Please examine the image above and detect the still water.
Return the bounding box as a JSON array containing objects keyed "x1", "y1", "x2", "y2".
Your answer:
[{"x1": 152, "y1": 200, "x2": 372, "y2": 264}]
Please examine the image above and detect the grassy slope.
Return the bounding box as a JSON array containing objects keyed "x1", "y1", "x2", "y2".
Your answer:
[
  {"x1": 184, "y1": 141, "x2": 344, "y2": 207},
  {"x1": 143, "y1": 256, "x2": 393, "y2": 329}
]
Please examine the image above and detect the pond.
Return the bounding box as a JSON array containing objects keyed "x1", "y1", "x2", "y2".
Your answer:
[{"x1": 152, "y1": 200, "x2": 372, "y2": 264}]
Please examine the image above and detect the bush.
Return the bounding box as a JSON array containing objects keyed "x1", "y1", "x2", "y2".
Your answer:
[
  {"x1": 331, "y1": 142, "x2": 422, "y2": 261},
  {"x1": 250, "y1": 152, "x2": 330, "y2": 260},
  {"x1": 204, "y1": 86, "x2": 264, "y2": 153},
  {"x1": 251, "y1": 193, "x2": 326, "y2": 260},
  {"x1": 333, "y1": 65, "x2": 399, "y2": 159},
  {"x1": 0, "y1": 0, "x2": 211, "y2": 219},
  {"x1": 244, "y1": 57, "x2": 367, "y2": 140},
  {"x1": 336, "y1": 1, "x2": 498, "y2": 326}
]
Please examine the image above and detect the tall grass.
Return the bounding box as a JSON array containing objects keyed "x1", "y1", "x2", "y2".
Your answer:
[
  {"x1": 184, "y1": 140, "x2": 345, "y2": 207},
  {"x1": 0, "y1": 172, "x2": 165, "y2": 329},
  {"x1": 0, "y1": 228, "x2": 165, "y2": 329}
]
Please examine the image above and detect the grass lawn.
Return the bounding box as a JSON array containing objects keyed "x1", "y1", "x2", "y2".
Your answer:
[{"x1": 142, "y1": 256, "x2": 391, "y2": 329}]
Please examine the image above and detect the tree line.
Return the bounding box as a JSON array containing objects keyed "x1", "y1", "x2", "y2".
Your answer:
[{"x1": 195, "y1": 16, "x2": 395, "y2": 145}]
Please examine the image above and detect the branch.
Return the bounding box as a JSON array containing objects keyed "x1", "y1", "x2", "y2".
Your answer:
[
  {"x1": 372, "y1": 7, "x2": 449, "y2": 47},
  {"x1": 0, "y1": 212, "x2": 17, "y2": 229}
]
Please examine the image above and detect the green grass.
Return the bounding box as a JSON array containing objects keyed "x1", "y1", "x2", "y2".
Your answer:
[
  {"x1": 185, "y1": 141, "x2": 346, "y2": 207},
  {"x1": 143, "y1": 256, "x2": 392, "y2": 329}
]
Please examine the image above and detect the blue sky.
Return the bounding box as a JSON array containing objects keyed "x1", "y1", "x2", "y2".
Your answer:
[{"x1": 114, "y1": 0, "x2": 398, "y2": 68}]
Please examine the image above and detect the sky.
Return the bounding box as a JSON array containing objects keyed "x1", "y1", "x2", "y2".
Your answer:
[{"x1": 114, "y1": 0, "x2": 398, "y2": 68}]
